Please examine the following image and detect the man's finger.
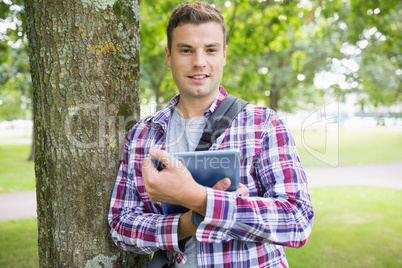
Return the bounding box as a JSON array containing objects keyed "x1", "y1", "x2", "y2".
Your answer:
[
  {"x1": 148, "y1": 147, "x2": 176, "y2": 169},
  {"x1": 235, "y1": 183, "x2": 250, "y2": 196},
  {"x1": 142, "y1": 157, "x2": 157, "y2": 178},
  {"x1": 212, "y1": 177, "x2": 231, "y2": 191}
]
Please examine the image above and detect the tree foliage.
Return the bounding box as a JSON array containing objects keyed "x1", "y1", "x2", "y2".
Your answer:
[
  {"x1": 311, "y1": 0, "x2": 401, "y2": 108},
  {"x1": 0, "y1": 0, "x2": 400, "y2": 117},
  {"x1": 0, "y1": 0, "x2": 31, "y2": 120},
  {"x1": 218, "y1": 0, "x2": 331, "y2": 111},
  {"x1": 140, "y1": 0, "x2": 401, "y2": 111}
]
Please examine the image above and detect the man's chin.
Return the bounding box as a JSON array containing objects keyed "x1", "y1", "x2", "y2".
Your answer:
[{"x1": 184, "y1": 87, "x2": 218, "y2": 98}]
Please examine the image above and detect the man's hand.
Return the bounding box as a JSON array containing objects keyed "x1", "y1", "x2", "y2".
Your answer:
[
  {"x1": 142, "y1": 148, "x2": 207, "y2": 214},
  {"x1": 213, "y1": 177, "x2": 250, "y2": 197}
]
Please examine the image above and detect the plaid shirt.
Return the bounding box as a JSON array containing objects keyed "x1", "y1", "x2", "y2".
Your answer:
[{"x1": 108, "y1": 87, "x2": 314, "y2": 267}]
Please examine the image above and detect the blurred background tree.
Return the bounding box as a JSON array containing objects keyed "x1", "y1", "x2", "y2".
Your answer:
[
  {"x1": 141, "y1": 0, "x2": 401, "y2": 112},
  {"x1": 1, "y1": 0, "x2": 401, "y2": 115},
  {"x1": 312, "y1": 0, "x2": 401, "y2": 109},
  {"x1": 0, "y1": 0, "x2": 31, "y2": 120}
]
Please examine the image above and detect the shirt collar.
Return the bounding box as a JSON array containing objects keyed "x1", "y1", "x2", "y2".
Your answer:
[{"x1": 204, "y1": 86, "x2": 228, "y2": 118}]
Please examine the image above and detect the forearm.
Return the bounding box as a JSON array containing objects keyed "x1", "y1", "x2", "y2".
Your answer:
[
  {"x1": 109, "y1": 166, "x2": 183, "y2": 254},
  {"x1": 176, "y1": 184, "x2": 208, "y2": 216},
  {"x1": 196, "y1": 187, "x2": 313, "y2": 247},
  {"x1": 109, "y1": 204, "x2": 182, "y2": 254},
  {"x1": 177, "y1": 211, "x2": 197, "y2": 240}
]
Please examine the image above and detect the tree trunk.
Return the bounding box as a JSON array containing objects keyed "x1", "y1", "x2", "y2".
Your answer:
[
  {"x1": 270, "y1": 89, "x2": 279, "y2": 112},
  {"x1": 24, "y1": 0, "x2": 149, "y2": 266},
  {"x1": 28, "y1": 127, "x2": 35, "y2": 161}
]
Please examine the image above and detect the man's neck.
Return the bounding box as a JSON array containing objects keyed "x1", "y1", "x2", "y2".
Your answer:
[{"x1": 176, "y1": 91, "x2": 219, "y2": 119}]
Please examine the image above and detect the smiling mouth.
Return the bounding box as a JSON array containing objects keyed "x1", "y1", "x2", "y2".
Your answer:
[{"x1": 188, "y1": 75, "x2": 209, "y2": 79}]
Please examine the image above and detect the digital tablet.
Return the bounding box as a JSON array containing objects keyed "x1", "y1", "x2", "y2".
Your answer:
[{"x1": 152, "y1": 150, "x2": 241, "y2": 214}]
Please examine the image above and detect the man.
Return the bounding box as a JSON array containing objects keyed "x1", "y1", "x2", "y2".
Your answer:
[{"x1": 109, "y1": 2, "x2": 314, "y2": 267}]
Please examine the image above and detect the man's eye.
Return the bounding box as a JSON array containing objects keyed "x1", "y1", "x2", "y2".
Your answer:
[
  {"x1": 207, "y1": 49, "x2": 218, "y2": 53},
  {"x1": 181, "y1": 49, "x2": 191, "y2": 53}
]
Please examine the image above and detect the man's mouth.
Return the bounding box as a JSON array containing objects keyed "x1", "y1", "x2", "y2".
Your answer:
[{"x1": 188, "y1": 74, "x2": 209, "y2": 79}]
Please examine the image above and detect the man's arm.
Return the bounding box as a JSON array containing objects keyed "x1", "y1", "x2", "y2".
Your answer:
[
  {"x1": 177, "y1": 211, "x2": 196, "y2": 241},
  {"x1": 141, "y1": 126, "x2": 313, "y2": 249},
  {"x1": 108, "y1": 129, "x2": 183, "y2": 255},
  {"x1": 176, "y1": 178, "x2": 249, "y2": 241},
  {"x1": 189, "y1": 112, "x2": 314, "y2": 247},
  {"x1": 108, "y1": 131, "x2": 248, "y2": 253}
]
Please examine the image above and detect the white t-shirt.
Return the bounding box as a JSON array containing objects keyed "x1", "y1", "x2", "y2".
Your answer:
[{"x1": 166, "y1": 108, "x2": 206, "y2": 267}]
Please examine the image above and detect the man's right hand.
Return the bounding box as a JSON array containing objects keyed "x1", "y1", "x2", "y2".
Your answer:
[{"x1": 142, "y1": 148, "x2": 208, "y2": 215}]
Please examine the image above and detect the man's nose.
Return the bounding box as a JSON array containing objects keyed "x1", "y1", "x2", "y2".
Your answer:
[{"x1": 193, "y1": 50, "x2": 207, "y2": 68}]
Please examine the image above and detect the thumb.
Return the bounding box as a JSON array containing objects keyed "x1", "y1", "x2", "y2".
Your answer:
[{"x1": 213, "y1": 177, "x2": 231, "y2": 191}]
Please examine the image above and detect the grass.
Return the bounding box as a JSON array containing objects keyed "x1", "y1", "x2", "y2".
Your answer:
[
  {"x1": 0, "y1": 128, "x2": 401, "y2": 266},
  {"x1": 0, "y1": 218, "x2": 39, "y2": 268},
  {"x1": 0, "y1": 142, "x2": 35, "y2": 193},
  {"x1": 0, "y1": 186, "x2": 400, "y2": 267},
  {"x1": 286, "y1": 186, "x2": 402, "y2": 267},
  {"x1": 0, "y1": 128, "x2": 401, "y2": 193},
  {"x1": 292, "y1": 127, "x2": 402, "y2": 167}
]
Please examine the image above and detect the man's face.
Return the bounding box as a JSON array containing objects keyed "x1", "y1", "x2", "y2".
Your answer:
[{"x1": 165, "y1": 22, "x2": 227, "y2": 101}]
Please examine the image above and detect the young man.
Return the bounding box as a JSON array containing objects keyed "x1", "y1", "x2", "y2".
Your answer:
[{"x1": 109, "y1": 2, "x2": 314, "y2": 267}]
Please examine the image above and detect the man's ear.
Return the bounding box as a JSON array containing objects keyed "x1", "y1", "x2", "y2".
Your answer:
[{"x1": 165, "y1": 47, "x2": 171, "y2": 68}]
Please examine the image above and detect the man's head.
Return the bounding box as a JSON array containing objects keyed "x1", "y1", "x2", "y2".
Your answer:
[
  {"x1": 166, "y1": 2, "x2": 226, "y2": 53},
  {"x1": 165, "y1": 2, "x2": 227, "y2": 107}
]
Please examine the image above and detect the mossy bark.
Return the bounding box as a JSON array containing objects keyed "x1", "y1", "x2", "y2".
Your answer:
[{"x1": 24, "y1": 0, "x2": 149, "y2": 266}]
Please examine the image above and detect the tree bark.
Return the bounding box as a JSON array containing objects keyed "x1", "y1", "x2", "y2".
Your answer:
[{"x1": 25, "y1": 0, "x2": 149, "y2": 266}]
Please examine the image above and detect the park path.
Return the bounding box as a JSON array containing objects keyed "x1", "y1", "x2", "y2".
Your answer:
[
  {"x1": 0, "y1": 162, "x2": 401, "y2": 222},
  {"x1": 0, "y1": 191, "x2": 37, "y2": 221}
]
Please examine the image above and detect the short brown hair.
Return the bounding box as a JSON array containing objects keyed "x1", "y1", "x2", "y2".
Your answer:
[{"x1": 166, "y1": 2, "x2": 226, "y2": 52}]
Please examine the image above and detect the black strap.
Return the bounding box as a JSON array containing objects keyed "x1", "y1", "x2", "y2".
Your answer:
[{"x1": 195, "y1": 94, "x2": 248, "y2": 151}]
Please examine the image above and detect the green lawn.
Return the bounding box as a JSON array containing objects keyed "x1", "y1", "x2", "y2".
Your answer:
[
  {"x1": 286, "y1": 186, "x2": 402, "y2": 267},
  {"x1": 1, "y1": 186, "x2": 401, "y2": 267},
  {"x1": 1, "y1": 128, "x2": 401, "y2": 192},
  {"x1": 0, "y1": 128, "x2": 401, "y2": 267},
  {"x1": 0, "y1": 218, "x2": 39, "y2": 268},
  {"x1": 0, "y1": 142, "x2": 35, "y2": 193},
  {"x1": 293, "y1": 127, "x2": 402, "y2": 167}
]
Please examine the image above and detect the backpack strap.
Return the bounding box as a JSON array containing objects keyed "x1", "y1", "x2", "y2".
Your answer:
[{"x1": 195, "y1": 94, "x2": 248, "y2": 151}]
